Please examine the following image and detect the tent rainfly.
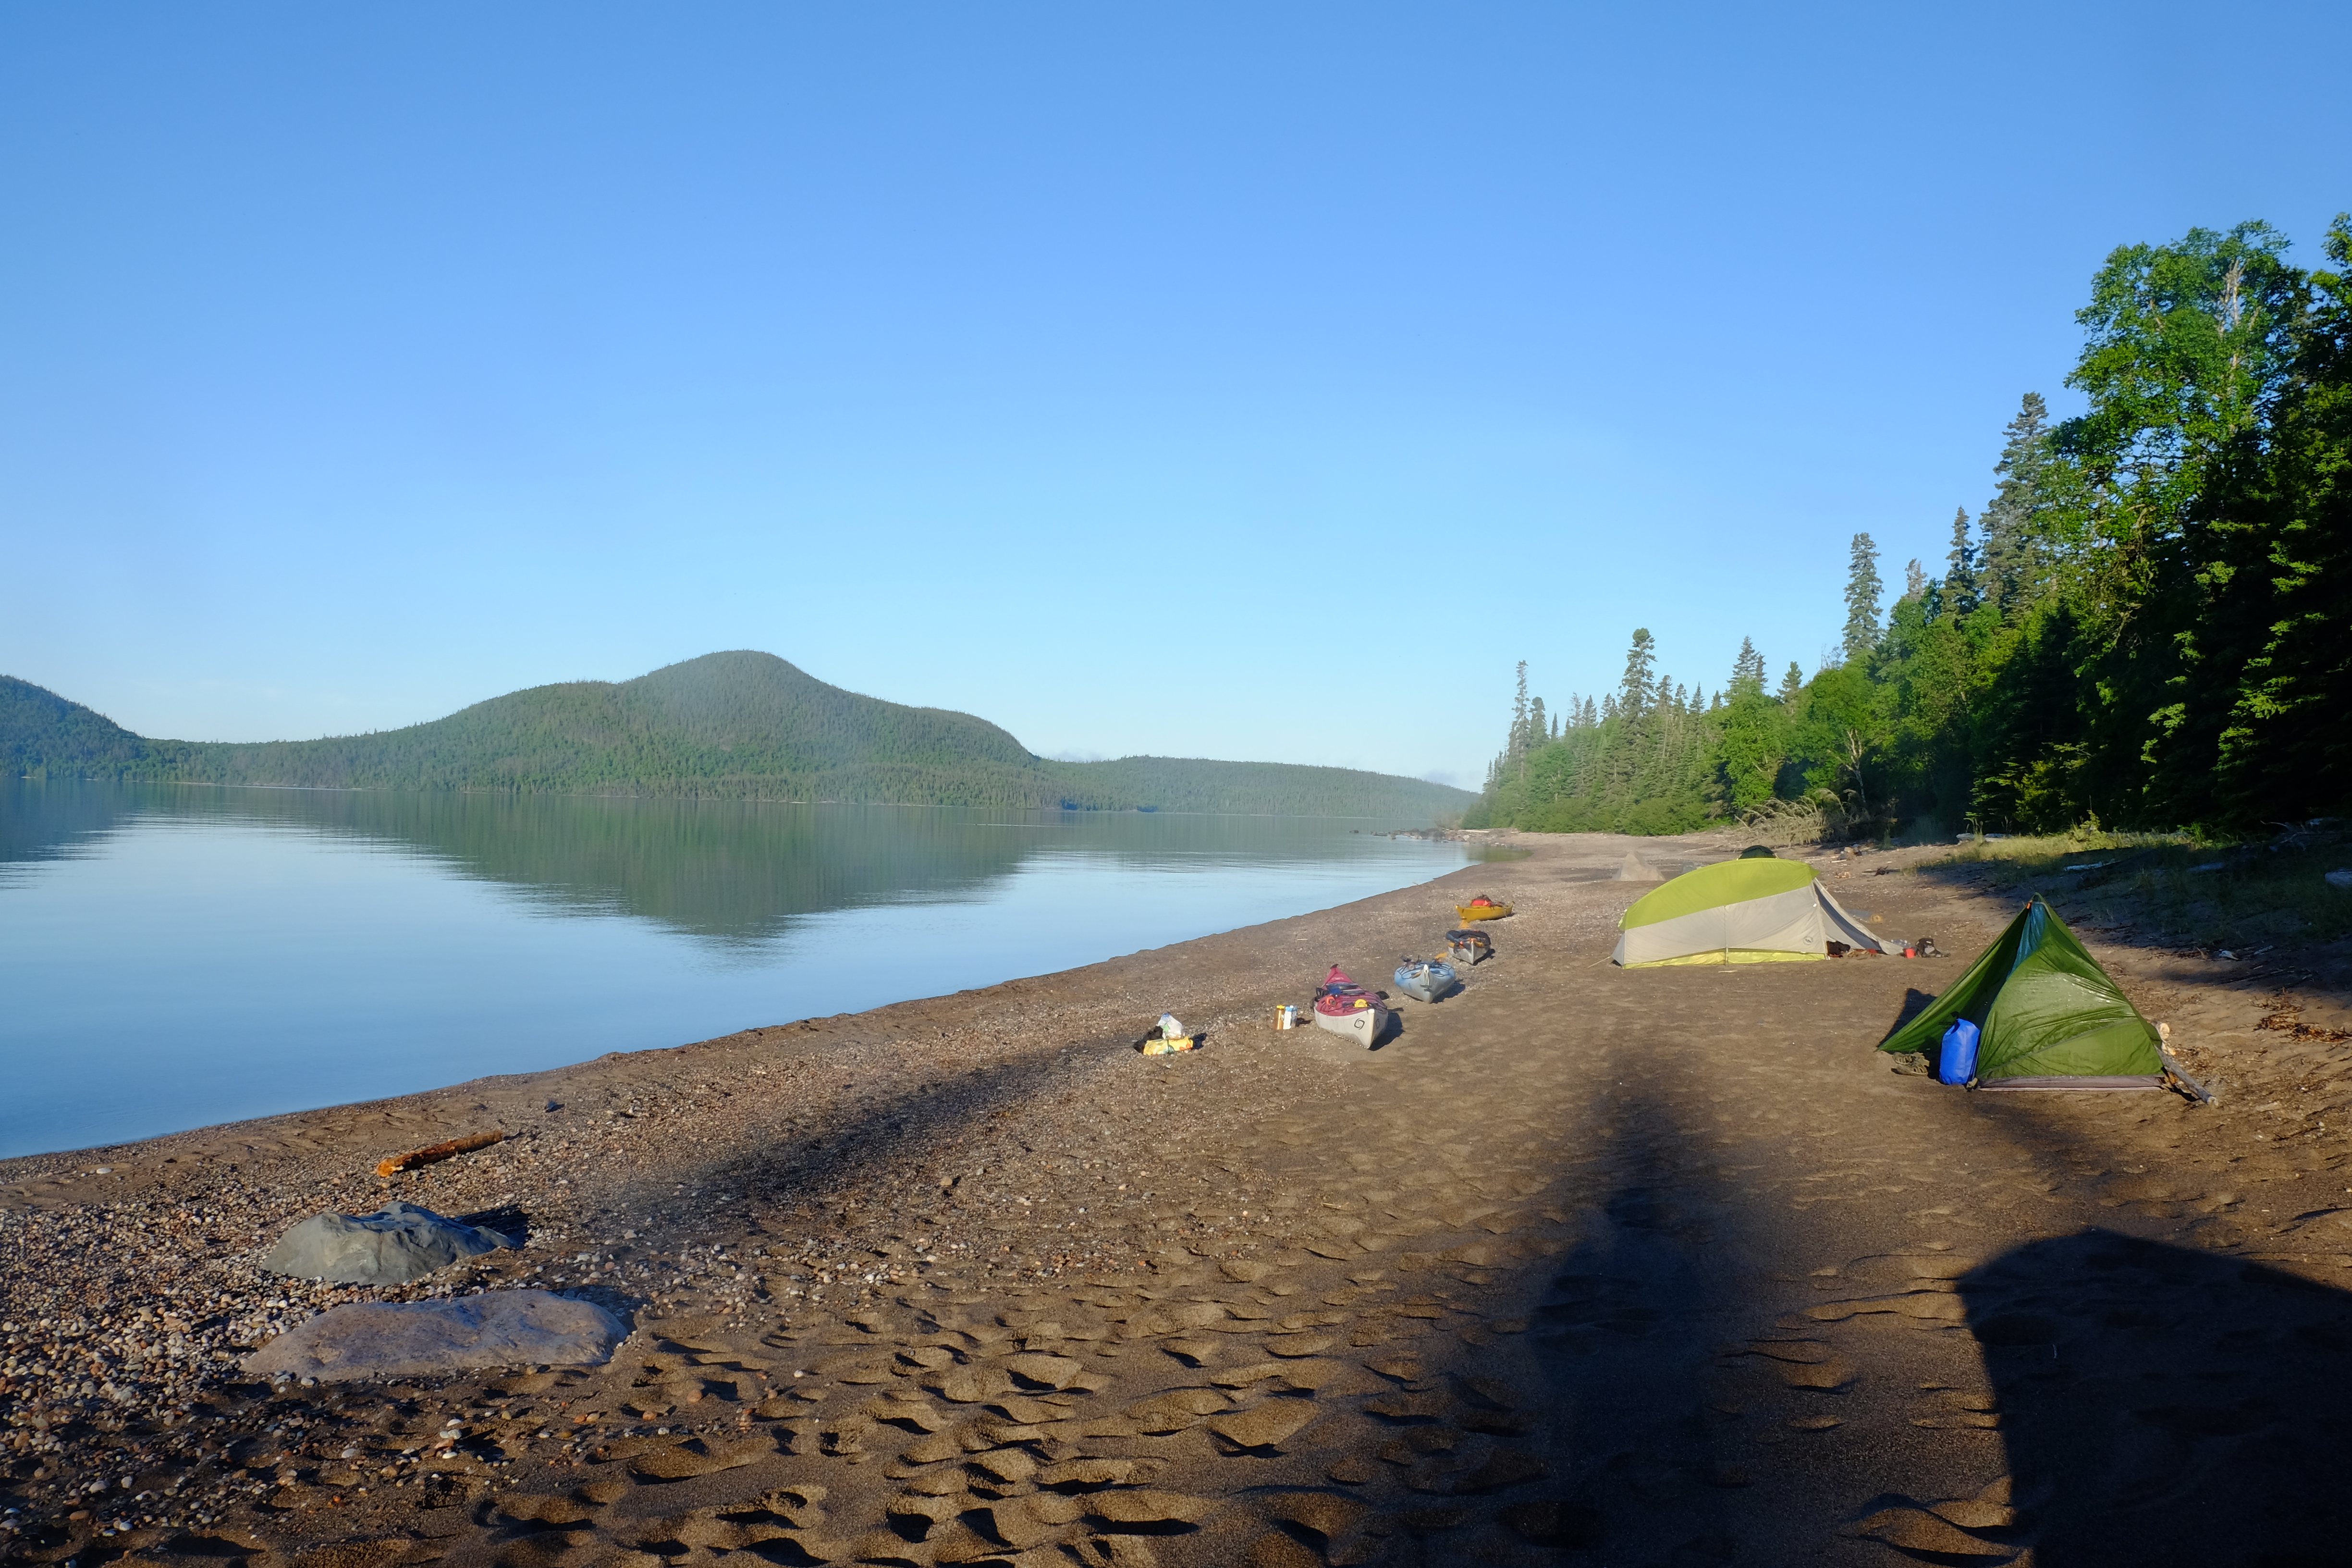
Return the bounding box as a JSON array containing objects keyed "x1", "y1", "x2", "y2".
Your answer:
[
  {"x1": 1878, "y1": 897, "x2": 2167, "y2": 1089},
  {"x1": 1612, "y1": 857, "x2": 1887, "y2": 967}
]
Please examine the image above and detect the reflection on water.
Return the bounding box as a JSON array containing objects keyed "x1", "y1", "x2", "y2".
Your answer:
[{"x1": 0, "y1": 781, "x2": 1464, "y2": 1156}]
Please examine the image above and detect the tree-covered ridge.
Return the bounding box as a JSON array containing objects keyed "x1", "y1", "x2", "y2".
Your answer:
[
  {"x1": 1054, "y1": 756, "x2": 1468, "y2": 821},
  {"x1": 155, "y1": 651, "x2": 1042, "y2": 793},
  {"x1": 0, "y1": 676, "x2": 150, "y2": 775},
  {"x1": 1, "y1": 652, "x2": 1474, "y2": 821},
  {"x1": 1471, "y1": 212, "x2": 2352, "y2": 838}
]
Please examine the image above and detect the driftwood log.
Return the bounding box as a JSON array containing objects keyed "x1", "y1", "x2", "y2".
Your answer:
[{"x1": 375, "y1": 1130, "x2": 505, "y2": 1179}]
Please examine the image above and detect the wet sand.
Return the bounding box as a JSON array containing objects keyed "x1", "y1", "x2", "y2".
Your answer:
[{"x1": 6, "y1": 831, "x2": 2352, "y2": 1568}]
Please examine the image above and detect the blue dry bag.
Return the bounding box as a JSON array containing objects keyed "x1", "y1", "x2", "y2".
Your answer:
[{"x1": 1938, "y1": 1017, "x2": 1981, "y2": 1085}]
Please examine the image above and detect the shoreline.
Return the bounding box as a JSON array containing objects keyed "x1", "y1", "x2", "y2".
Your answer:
[
  {"x1": 2, "y1": 829, "x2": 1534, "y2": 1201},
  {"x1": 8, "y1": 829, "x2": 2352, "y2": 1565}
]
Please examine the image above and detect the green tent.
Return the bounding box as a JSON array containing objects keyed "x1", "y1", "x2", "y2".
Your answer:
[
  {"x1": 1879, "y1": 897, "x2": 2166, "y2": 1089},
  {"x1": 1613, "y1": 856, "x2": 1886, "y2": 967}
]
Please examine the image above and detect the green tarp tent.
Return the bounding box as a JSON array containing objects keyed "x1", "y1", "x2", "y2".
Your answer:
[
  {"x1": 1613, "y1": 857, "x2": 1886, "y2": 967},
  {"x1": 1879, "y1": 897, "x2": 2167, "y2": 1089}
]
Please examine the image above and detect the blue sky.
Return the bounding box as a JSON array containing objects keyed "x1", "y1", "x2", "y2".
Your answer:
[{"x1": 3, "y1": 3, "x2": 2345, "y2": 789}]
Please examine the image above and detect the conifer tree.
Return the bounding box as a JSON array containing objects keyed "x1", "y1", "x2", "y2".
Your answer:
[
  {"x1": 1729, "y1": 636, "x2": 1767, "y2": 693},
  {"x1": 1508, "y1": 662, "x2": 1530, "y2": 757},
  {"x1": 1842, "y1": 534, "x2": 1883, "y2": 663},
  {"x1": 1944, "y1": 506, "x2": 1979, "y2": 615},
  {"x1": 1980, "y1": 393, "x2": 2051, "y2": 611},
  {"x1": 1903, "y1": 559, "x2": 1926, "y2": 600},
  {"x1": 1777, "y1": 662, "x2": 1804, "y2": 704},
  {"x1": 1617, "y1": 629, "x2": 1657, "y2": 721}
]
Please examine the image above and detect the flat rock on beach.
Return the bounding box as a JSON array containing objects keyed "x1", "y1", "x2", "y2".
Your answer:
[
  {"x1": 241, "y1": 1290, "x2": 625, "y2": 1381},
  {"x1": 7, "y1": 831, "x2": 2352, "y2": 1567}
]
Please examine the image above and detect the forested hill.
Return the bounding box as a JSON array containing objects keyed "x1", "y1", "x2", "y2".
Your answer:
[
  {"x1": 0, "y1": 676, "x2": 151, "y2": 775},
  {"x1": 1056, "y1": 756, "x2": 1469, "y2": 820},
  {"x1": 0, "y1": 653, "x2": 1473, "y2": 821}
]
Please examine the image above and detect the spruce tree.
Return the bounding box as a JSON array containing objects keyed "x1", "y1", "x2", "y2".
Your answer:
[
  {"x1": 1944, "y1": 506, "x2": 1979, "y2": 615},
  {"x1": 1729, "y1": 636, "x2": 1766, "y2": 693},
  {"x1": 1903, "y1": 558, "x2": 1927, "y2": 600},
  {"x1": 1980, "y1": 393, "x2": 2051, "y2": 611},
  {"x1": 1617, "y1": 629, "x2": 1657, "y2": 721},
  {"x1": 1777, "y1": 662, "x2": 1805, "y2": 704},
  {"x1": 1508, "y1": 661, "x2": 1530, "y2": 758},
  {"x1": 1842, "y1": 534, "x2": 1883, "y2": 663}
]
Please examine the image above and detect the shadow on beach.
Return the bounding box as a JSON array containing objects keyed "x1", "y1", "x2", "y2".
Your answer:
[
  {"x1": 1960, "y1": 1231, "x2": 2352, "y2": 1567},
  {"x1": 1496, "y1": 1090, "x2": 1765, "y2": 1562},
  {"x1": 1442, "y1": 1082, "x2": 2352, "y2": 1566}
]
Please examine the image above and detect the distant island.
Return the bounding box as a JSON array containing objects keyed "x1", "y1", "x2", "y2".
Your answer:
[{"x1": 0, "y1": 651, "x2": 1474, "y2": 821}]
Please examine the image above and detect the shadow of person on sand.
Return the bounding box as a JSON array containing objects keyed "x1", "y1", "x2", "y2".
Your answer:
[
  {"x1": 1497, "y1": 1092, "x2": 1761, "y2": 1563},
  {"x1": 1955, "y1": 1230, "x2": 2352, "y2": 1566}
]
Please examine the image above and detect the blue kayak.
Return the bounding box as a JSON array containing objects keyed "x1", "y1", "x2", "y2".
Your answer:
[{"x1": 1393, "y1": 956, "x2": 1458, "y2": 1004}]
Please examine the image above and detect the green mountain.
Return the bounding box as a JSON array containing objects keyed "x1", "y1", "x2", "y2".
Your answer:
[
  {"x1": 1, "y1": 675, "x2": 152, "y2": 776},
  {"x1": 0, "y1": 651, "x2": 1473, "y2": 820}
]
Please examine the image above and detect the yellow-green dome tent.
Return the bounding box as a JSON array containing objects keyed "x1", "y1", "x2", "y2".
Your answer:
[{"x1": 1612, "y1": 858, "x2": 1887, "y2": 967}]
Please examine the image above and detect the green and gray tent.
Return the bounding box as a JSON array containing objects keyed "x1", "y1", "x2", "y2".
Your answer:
[
  {"x1": 1613, "y1": 857, "x2": 1886, "y2": 967},
  {"x1": 1879, "y1": 898, "x2": 2166, "y2": 1089}
]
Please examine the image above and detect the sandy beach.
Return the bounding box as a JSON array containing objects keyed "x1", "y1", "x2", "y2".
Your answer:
[{"x1": 7, "y1": 831, "x2": 2352, "y2": 1568}]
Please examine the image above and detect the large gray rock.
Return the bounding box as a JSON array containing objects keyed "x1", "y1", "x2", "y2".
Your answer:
[
  {"x1": 260, "y1": 1202, "x2": 516, "y2": 1284},
  {"x1": 244, "y1": 1290, "x2": 626, "y2": 1381}
]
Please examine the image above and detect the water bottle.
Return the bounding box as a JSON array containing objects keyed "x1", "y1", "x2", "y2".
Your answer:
[{"x1": 1938, "y1": 1017, "x2": 1981, "y2": 1085}]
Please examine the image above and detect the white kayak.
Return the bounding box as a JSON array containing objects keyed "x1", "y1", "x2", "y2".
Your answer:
[{"x1": 1313, "y1": 1004, "x2": 1384, "y2": 1046}]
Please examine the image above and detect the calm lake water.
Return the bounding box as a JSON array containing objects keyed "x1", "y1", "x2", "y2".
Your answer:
[{"x1": 0, "y1": 781, "x2": 1473, "y2": 1158}]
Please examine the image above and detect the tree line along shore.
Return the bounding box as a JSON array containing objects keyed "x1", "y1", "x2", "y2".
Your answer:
[{"x1": 1473, "y1": 215, "x2": 2352, "y2": 843}]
